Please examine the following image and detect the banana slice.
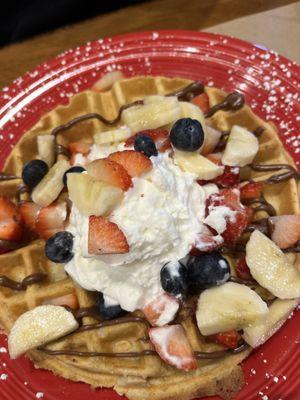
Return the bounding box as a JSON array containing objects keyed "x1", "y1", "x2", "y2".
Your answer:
[
  {"x1": 32, "y1": 159, "x2": 70, "y2": 207},
  {"x1": 196, "y1": 282, "x2": 268, "y2": 335},
  {"x1": 92, "y1": 71, "x2": 124, "y2": 91},
  {"x1": 37, "y1": 135, "x2": 55, "y2": 167},
  {"x1": 94, "y1": 126, "x2": 132, "y2": 145},
  {"x1": 222, "y1": 125, "x2": 259, "y2": 167},
  {"x1": 243, "y1": 298, "x2": 299, "y2": 348},
  {"x1": 246, "y1": 230, "x2": 300, "y2": 299},
  {"x1": 179, "y1": 101, "x2": 207, "y2": 134},
  {"x1": 8, "y1": 305, "x2": 78, "y2": 359},
  {"x1": 67, "y1": 173, "x2": 123, "y2": 216},
  {"x1": 174, "y1": 150, "x2": 224, "y2": 179},
  {"x1": 121, "y1": 96, "x2": 181, "y2": 133}
]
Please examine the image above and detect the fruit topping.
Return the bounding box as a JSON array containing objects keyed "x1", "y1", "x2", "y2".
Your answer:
[
  {"x1": 95, "y1": 292, "x2": 127, "y2": 320},
  {"x1": 246, "y1": 230, "x2": 300, "y2": 299},
  {"x1": 19, "y1": 201, "x2": 41, "y2": 233},
  {"x1": 160, "y1": 260, "x2": 188, "y2": 297},
  {"x1": 143, "y1": 293, "x2": 179, "y2": 326},
  {"x1": 88, "y1": 215, "x2": 129, "y2": 255},
  {"x1": 235, "y1": 257, "x2": 253, "y2": 281},
  {"x1": 222, "y1": 125, "x2": 259, "y2": 167},
  {"x1": 240, "y1": 181, "x2": 263, "y2": 200},
  {"x1": 68, "y1": 139, "x2": 91, "y2": 155},
  {"x1": 8, "y1": 305, "x2": 79, "y2": 359},
  {"x1": 186, "y1": 252, "x2": 230, "y2": 294},
  {"x1": 45, "y1": 231, "x2": 74, "y2": 263},
  {"x1": 67, "y1": 173, "x2": 123, "y2": 216},
  {"x1": 149, "y1": 324, "x2": 197, "y2": 371},
  {"x1": 94, "y1": 126, "x2": 132, "y2": 145},
  {"x1": 86, "y1": 158, "x2": 132, "y2": 191},
  {"x1": 170, "y1": 118, "x2": 204, "y2": 151},
  {"x1": 191, "y1": 92, "x2": 210, "y2": 114},
  {"x1": 196, "y1": 282, "x2": 268, "y2": 336},
  {"x1": 125, "y1": 129, "x2": 170, "y2": 152},
  {"x1": 134, "y1": 135, "x2": 158, "y2": 158},
  {"x1": 31, "y1": 159, "x2": 70, "y2": 207},
  {"x1": 22, "y1": 159, "x2": 49, "y2": 190},
  {"x1": 208, "y1": 330, "x2": 241, "y2": 349},
  {"x1": 36, "y1": 201, "x2": 68, "y2": 240},
  {"x1": 37, "y1": 135, "x2": 55, "y2": 167},
  {"x1": 45, "y1": 293, "x2": 79, "y2": 309},
  {"x1": 201, "y1": 126, "x2": 222, "y2": 155},
  {"x1": 63, "y1": 166, "x2": 86, "y2": 186},
  {"x1": 192, "y1": 232, "x2": 224, "y2": 253},
  {"x1": 179, "y1": 102, "x2": 206, "y2": 136},
  {"x1": 210, "y1": 165, "x2": 240, "y2": 188},
  {"x1": 270, "y1": 215, "x2": 300, "y2": 249},
  {"x1": 92, "y1": 70, "x2": 124, "y2": 91},
  {"x1": 108, "y1": 150, "x2": 152, "y2": 177},
  {"x1": 0, "y1": 197, "x2": 23, "y2": 242}
]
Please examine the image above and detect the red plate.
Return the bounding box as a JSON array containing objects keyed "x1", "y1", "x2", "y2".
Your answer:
[{"x1": 0, "y1": 31, "x2": 299, "y2": 400}]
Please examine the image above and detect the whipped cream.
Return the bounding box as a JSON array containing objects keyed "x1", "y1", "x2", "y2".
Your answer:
[{"x1": 65, "y1": 151, "x2": 217, "y2": 312}]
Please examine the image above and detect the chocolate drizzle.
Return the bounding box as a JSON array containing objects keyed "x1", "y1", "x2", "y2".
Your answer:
[
  {"x1": 242, "y1": 197, "x2": 277, "y2": 217},
  {"x1": 250, "y1": 164, "x2": 300, "y2": 184},
  {"x1": 244, "y1": 217, "x2": 274, "y2": 236},
  {"x1": 205, "y1": 92, "x2": 245, "y2": 118},
  {"x1": 16, "y1": 185, "x2": 30, "y2": 204},
  {"x1": 167, "y1": 81, "x2": 204, "y2": 101},
  {"x1": 55, "y1": 144, "x2": 71, "y2": 158},
  {"x1": 0, "y1": 172, "x2": 19, "y2": 181},
  {"x1": 0, "y1": 273, "x2": 46, "y2": 291}
]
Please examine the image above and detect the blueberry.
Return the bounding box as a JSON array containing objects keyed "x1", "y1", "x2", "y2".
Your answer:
[
  {"x1": 45, "y1": 231, "x2": 74, "y2": 263},
  {"x1": 187, "y1": 252, "x2": 230, "y2": 294},
  {"x1": 134, "y1": 135, "x2": 158, "y2": 157},
  {"x1": 95, "y1": 292, "x2": 128, "y2": 320},
  {"x1": 160, "y1": 260, "x2": 188, "y2": 296},
  {"x1": 170, "y1": 118, "x2": 204, "y2": 151},
  {"x1": 63, "y1": 166, "x2": 86, "y2": 186},
  {"x1": 22, "y1": 160, "x2": 49, "y2": 189}
]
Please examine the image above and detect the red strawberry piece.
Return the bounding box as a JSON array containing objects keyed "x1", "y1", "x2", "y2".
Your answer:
[
  {"x1": 143, "y1": 293, "x2": 179, "y2": 326},
  {"x1": 205, "y1": 152, "x2": 222, "y2": 164},
  {"x1": 70, "y1": 153, "x2": 89, "y2": 167},
  {"x1": 0, "y1": 197, "x2": 23, "y2": 242},
  {"x1": 209, "y1": 165, "x2": 240, "y2": 188},
  {"x1": 19, "y1": 202, "x2": 41, "y2": 233},
  {"x1": 68, "y1": 140, "x2": 91, "y2": 155},
  {"x1": 235, "y1": 257, "x2": 253, "y2": 281},
  {"x1": 201, "y1": 126, "x2": 222, "y2": 155},
  {"x1": 270, "y1": 215, "x2": 300, "y2": 249},
  {"x1": 149, "y1": 325, "x2": 197, "y2": 371},
  {"x1": 191, "y1": 93, "x2": 210, "y2": 114},
  {"x1": 192, "y1": 233, "x2": 223, "y2": 253},
  {"x1": 45, "y1": 293, "x2": 79, "y2": 309},
  {"x1": 88, "y1": 215, "x2": 129, "y2": 255},
  {"x1": 87, "y1": 158, "x2": 132, "y2": 191},
  {"x1": 125, "y1": 129, "x2": 171, "y2": 152},
  {"x1": 36, "y1": 201, "x2": 68, "y2": 240},
  {"x1": 108, "y1": 150, "x2": 152, "y2": 177},
  {"x1": 208, "y1": 330, "x2": 241, "y2": 349},
  {"x1": 240, "y1": 182, "x2": 263, "y2": 200}
]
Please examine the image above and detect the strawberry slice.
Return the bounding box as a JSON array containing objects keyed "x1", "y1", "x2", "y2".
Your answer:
[
  {"x1": 70, "y1": 153, "x2": 89, "y2": 167},
  {"x1": 36, "y1": 201, "x2": 68, "y2": 240},
  {"x1": 125, "y1": 129, "x2": 171, "y2": 152},
  {"x1": 240, "y1": 182, "x2": 263, "y2": 200},
  {"x1": 88, "y1": 215, "x2": 129, "y2": 255},
  {"x1": 208, "y1": 330, "x2": 241, "y2": 349},
  {"x1": 86, "y1": 158, "x2": 132, "y2": 191},
  {"x1": 108, "y1": 150, "x2": 152, "y2": 177},
  {"x1": 45, "y1": 293, "x2": 79, "y2": 309},
  {"x1": 191, "y1": 93, "x2": 210, "y2": 114},
  {"x1": 19, "y1": 202, "x2": 41, "y2": 233},
  {"x1": 270, "y1": 215, "x2": 300, "y2": 249},
  {"x1": 192, "y1": 232, "x2": 224, "y2": 253},
  {"x1": 0, "y1": 197, "x2": 23, "y2": 242},
  {"x1": 201, "y1": 126, "x2": 222, "y2": 155},
  {"x1": 211, "y1": 165, "x2": 240, "y2": 188},
  {"x1": 143, "y1": 293, "x2": 179, "y2": 326},
  {"x1": 235, "y1": 257, "x2": 253, "y2": 281},
  {"x1": 68, "y1": 140, "x2": 91, "y2": 155},
  {"x1": 149, "y1": 325, "x2": 197, "y2": 371}
]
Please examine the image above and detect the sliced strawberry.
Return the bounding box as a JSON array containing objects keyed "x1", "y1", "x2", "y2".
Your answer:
[
  {"x1": 143, "y1": 293, "x2": 179, "y2": 326},
  {"x1": 149, "y1": 325, "x2": 197, "y2": 371},
  {"x1": 192, "y1": 233, "x2": 223, "y2": 253},
  {"x1": 19, "y1": 202, "x2": 41, "y2": 233},
  {"x1": 70, "y1": 153, "x2": 89, "y2": 167},
  {"x1": 108, "y1": 150, "x2": 152, "y2": 177},
  {"x1": 125, "y1": 129, "x2": 171, "y2": 152},
  {"x1": 201, "y1": 126, "x2": 222, "y2": 155},
  {"x1": 205, "y1": 152, "x2": 222, "y2": 164},
  {"x1": 68, "y1": 140, "x2": 91, "y2": 155},
  {"x1": 88, "y1": 215, "x2": 129, "y2": 255},
  {"x1": 270, "y1": 215, "x2": 300, "y2": 249},
  {"x1": 240, "y1": 182, "x2": 263, "y2": 200},
  {"x1": 86, "y1": 158, "x2": 132, "y2": 191},
  {"x1": 0, "y1": 197, "x2": 23, "y2": 242},
  {"x1": 36, "y1": 201, "x2": 68, "y2": 240},
  {"x1": 235, "y1": 257, "x2": 253, "y2": 281},
  {"x1": 192, "y1": 93, "x2": 210, "y2": 114},
  {"x1": 45, "y1": 293, "x2": 79, "y2": 309},
  {"x1": 208, "y1": 330, "x2": 241, "y2": 349},
  {"x1": 211, "y1": 165, "x2": 240, "y2": 188}
]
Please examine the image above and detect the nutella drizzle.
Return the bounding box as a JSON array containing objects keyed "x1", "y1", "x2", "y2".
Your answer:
[
  {"x1": 242, "y1": 197, "x2": 277, "y2": 217},
  {"x1": 205, "y1": 92, "x2": 245, "y2": 118},
  {"x1": 0, "y1": 273, "x2": 46, "y2": 291},
  {"x1": 250, "y1": 163, "x2": 300, "y2": 184},
  {"x1": 166, "y1": 81, "x2": 204, "y2": 101},
  {"x1": 0, "y1": 172, "x2": 19, "y2": 181}
]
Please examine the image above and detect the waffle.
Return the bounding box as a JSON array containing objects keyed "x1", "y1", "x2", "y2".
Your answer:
[{"x1": 0, "y1": 76, "x2": 299, "y2": 400}]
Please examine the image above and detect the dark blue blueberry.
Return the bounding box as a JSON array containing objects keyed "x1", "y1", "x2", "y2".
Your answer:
[
  {"x1": 22, "y1": 159, "x2": 49, "y2": 189},
  {"x1": 187, "y1": 252, "x2": 230, "y2": 294},
  {"x1": 160, "y1": 260, "x2": 188, "y2": 296},
  {"x1": 134, "y1": 135, "x2": 158, "y2": 157},
  {"x1": 95, "y1": 292, "x2": 128, "y2": 320},
  {"x1": 45, "y1": 231, "x2": 74, "y2": 263},
  {"x1": 63, "y1": 166, "x2": 86, "y2": 186},
  {"x1": 170, "y1": 118, "x2": 204, "y2": 151}
]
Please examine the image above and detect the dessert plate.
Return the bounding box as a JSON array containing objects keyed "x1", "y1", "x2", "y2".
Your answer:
[{"x1": 0, "y1": 30, "x2": 299, "y2": 400}]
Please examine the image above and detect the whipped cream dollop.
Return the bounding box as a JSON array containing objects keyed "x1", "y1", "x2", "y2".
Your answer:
[{"x1": 65, "y1": 149, "x2": 218, "y2": 311}]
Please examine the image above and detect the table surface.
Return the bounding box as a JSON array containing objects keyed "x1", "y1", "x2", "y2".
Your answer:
[{"x1": 0, "y1": 0, "x2": 299, "y2": 89}]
